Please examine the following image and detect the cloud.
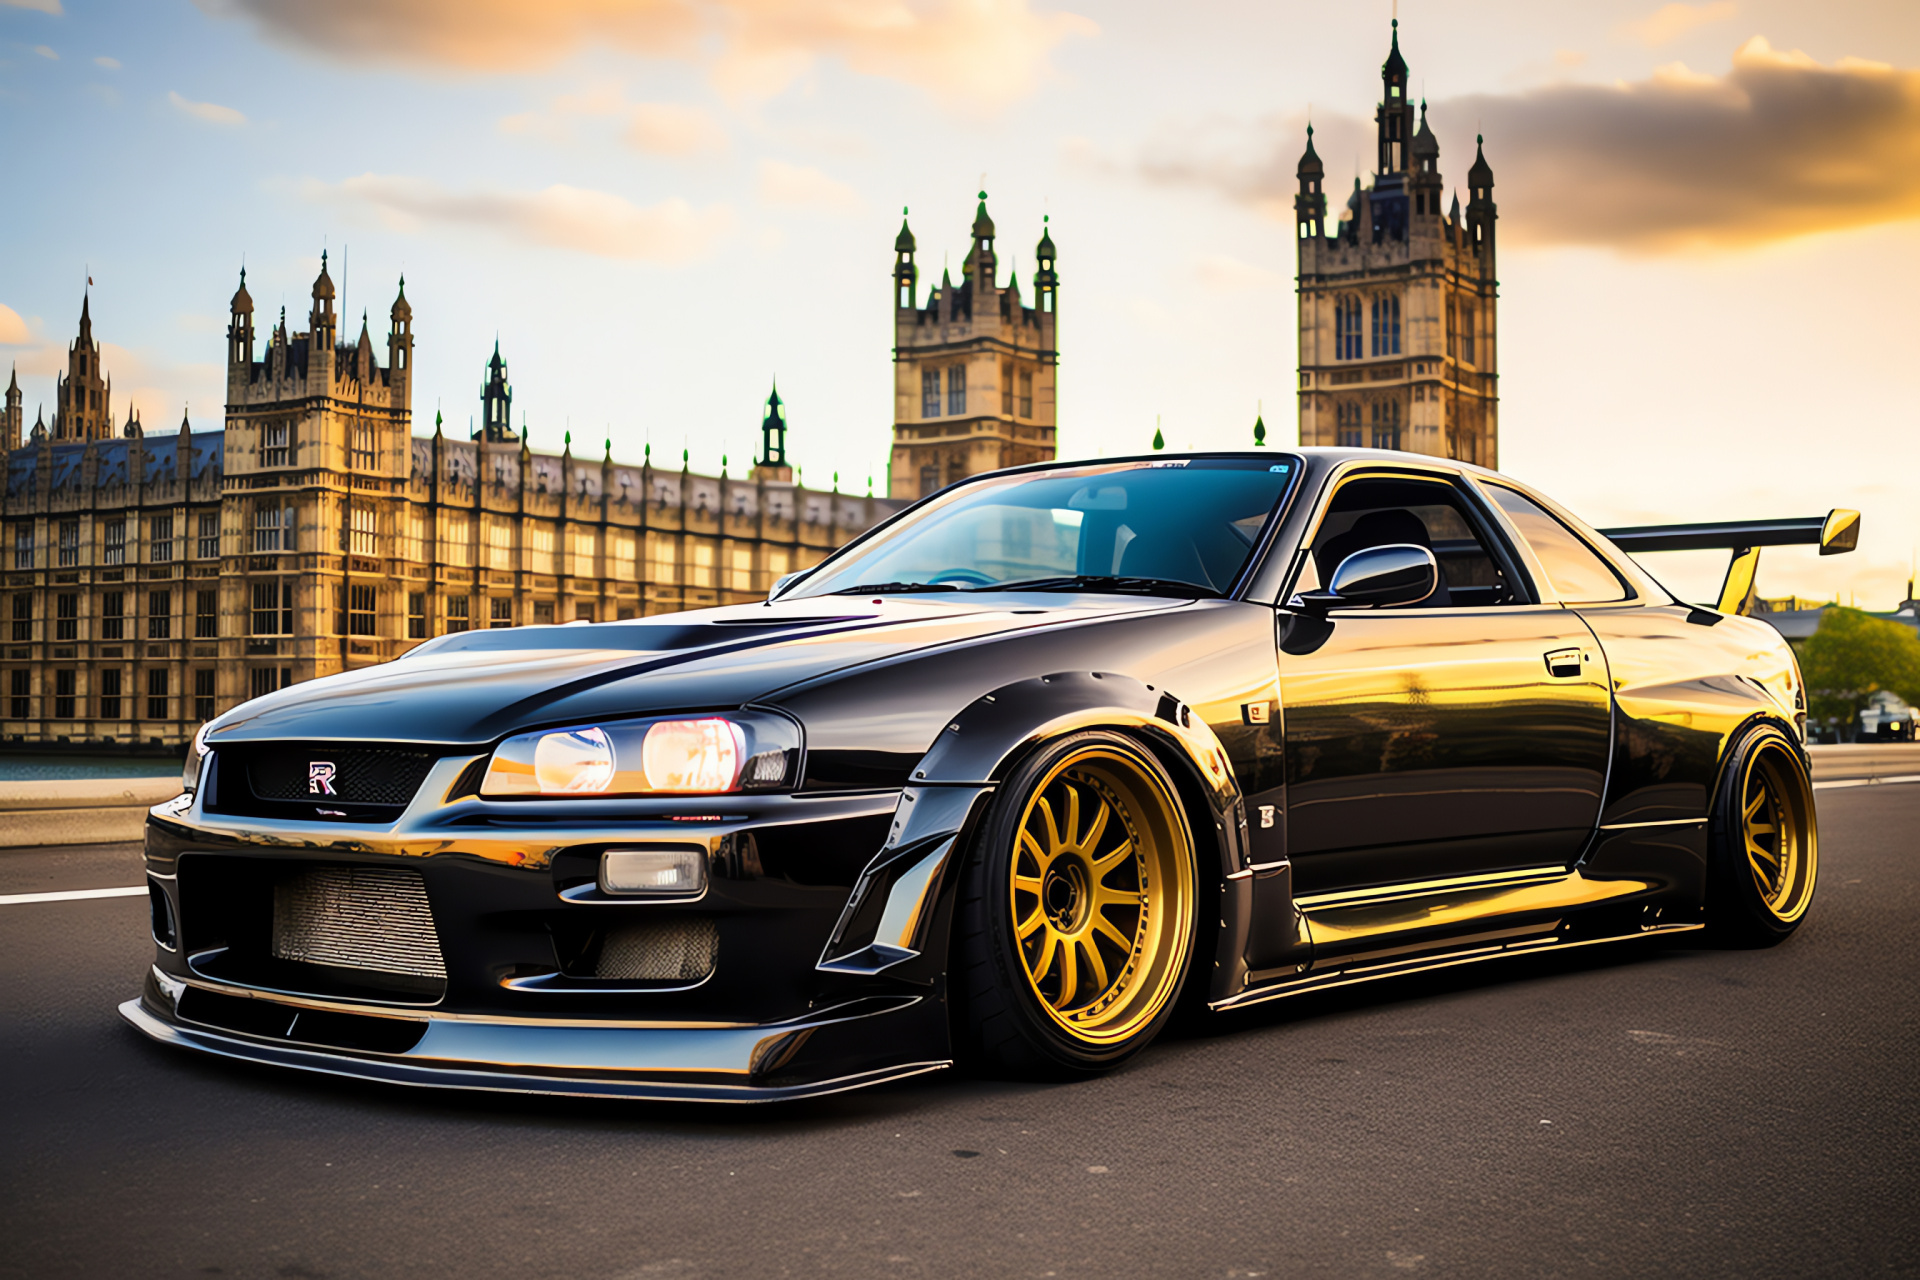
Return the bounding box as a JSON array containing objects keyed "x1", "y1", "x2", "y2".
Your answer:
[
  {"x1": 1622, "y1": 2, "x2": 1737, "y2": 48},
  {"x1": 196, "y1": 0, "x2": 1095, "y2": 111},
  {"x1": 626, "y1": 102, "x2": 726, "y2": 156},
  {"x1": 3, "y1": 0, "x2": 63, "y2": 13},
  {"x1": 168, "y1": 90, "x2": 246, "y2": 125},
  {"x1": 307, "y1": 173, "x2": 734, "y2": 262},
  {"x1": 500, "y1": 84, "x2": 728, "y2": 155},
  {"x1": 94, "y1": 55, "x2": 120, "y2": 69},
  {"x1": 0, "y1": 304, "x2": 33, "y2": 345},
  {"x1": 756, "y1": 159, "x2": 862, "y2": 215},
  {"x1": 1134, "y1": 37, "x2": 1920, "y2": 254},
  {"x1": 32, "y1": 43, "x2": 56, "y2": 58}
]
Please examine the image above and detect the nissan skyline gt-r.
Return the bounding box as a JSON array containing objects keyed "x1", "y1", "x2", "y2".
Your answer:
[{"x1": 123, "y1": 449, "x2": 1858, "y2": 1101}]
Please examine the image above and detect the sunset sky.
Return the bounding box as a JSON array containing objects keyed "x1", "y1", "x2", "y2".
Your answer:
[{"x1": 2, "y1": 0, "x2": 1915, "y2": 605}]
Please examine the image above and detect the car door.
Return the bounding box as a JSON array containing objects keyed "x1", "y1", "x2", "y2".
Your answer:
[{"x1": 1274, "y1": 467, "x2": 1612, "y2": 898}]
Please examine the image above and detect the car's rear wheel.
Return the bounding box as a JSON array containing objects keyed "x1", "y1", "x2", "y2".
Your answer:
[
  {"x1": 951, "y1": 732, "x2": 1198, "y2": 1077},
  {"x1": 1706, "y1": 723, "x2": 1817, "y2": 946}
]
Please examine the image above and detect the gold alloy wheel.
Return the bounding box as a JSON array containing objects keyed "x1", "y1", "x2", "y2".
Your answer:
[
  {"x1": 1741, "y1": 741, "x2": 1816, "y2": 921},
  {"x1": 1009, "y1": 746, "x2": 1195, "y2": 1045}
]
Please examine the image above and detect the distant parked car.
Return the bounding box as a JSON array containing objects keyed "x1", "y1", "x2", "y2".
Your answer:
[{"x1": 1859, "y1": 690, "x2": 1916, "y2": 741}]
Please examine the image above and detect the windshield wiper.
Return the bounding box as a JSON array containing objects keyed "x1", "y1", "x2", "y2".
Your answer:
[
  {"x1": 828, "y1": 581, "x2": 968, "y2": 595},
  {"x1": 971, "y1": 575, "x2": 1222, "y2": 599}
]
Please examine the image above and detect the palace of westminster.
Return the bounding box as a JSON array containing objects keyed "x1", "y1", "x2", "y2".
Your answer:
[{"x1": 1, "y1": 22, "x2": 1493, "y2": 749}]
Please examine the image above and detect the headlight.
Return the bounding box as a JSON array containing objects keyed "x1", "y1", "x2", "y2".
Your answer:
[
  {"x1": 182, "y1": 722, "x2": 213, "y2": 794},
  {"x1": 480, "y1": 712, "x2": 800, "y2": 798}
]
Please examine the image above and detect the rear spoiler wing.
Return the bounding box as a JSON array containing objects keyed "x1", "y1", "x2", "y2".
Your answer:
[{"x1": 1597, "y1": 509, "x2": 1860, "y2": 616}]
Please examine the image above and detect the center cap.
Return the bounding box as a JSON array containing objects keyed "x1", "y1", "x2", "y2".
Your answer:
[{"x1": 1044, "y1": 860, "x2": 1088, "y2": 931}]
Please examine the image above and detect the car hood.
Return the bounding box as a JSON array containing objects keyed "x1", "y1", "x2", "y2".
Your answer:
[{"x1": 205, "y1": 594, "x2": 1186, "y2": 747}]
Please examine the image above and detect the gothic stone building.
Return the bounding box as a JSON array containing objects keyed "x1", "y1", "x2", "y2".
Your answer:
[
  {"x1": 1294, "y1": 22, "x2": 1499, "y2": 466},
  {"x1": 1, "y1": 263, "x2": 899, "y2": 750},
  {"x1": 890, "y1": 194, "x2": 1058, "y2": 500}
]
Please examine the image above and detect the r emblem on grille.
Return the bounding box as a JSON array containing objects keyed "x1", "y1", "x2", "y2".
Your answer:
[{"x1": 308, "y1": 762, "x2": 338, "y2": 796}]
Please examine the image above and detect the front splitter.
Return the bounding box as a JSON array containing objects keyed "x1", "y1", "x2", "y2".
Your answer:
[{"x1": 120, "y1": 987, "x2": 950, "y2": 1104}]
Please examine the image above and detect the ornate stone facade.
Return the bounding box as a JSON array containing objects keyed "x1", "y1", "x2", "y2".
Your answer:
[
  {"x1": 890, "y1": 194, "x2": 1058, "y2": 501},
  {"x1": 1, "y1": 266, "x2": 899, "y2": 749},
  {"x1": 1294, "y1": 22, "x2": 1499, "y2": 466}
]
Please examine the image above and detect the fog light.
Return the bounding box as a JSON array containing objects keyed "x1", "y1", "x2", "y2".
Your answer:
[{"x1": 601, "y1": 846, "x2": 708, "y2": 897}]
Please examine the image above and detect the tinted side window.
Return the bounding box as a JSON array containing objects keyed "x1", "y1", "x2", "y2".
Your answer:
[
  {"x1": 1484, "y1": 484, "x2": 1630, "y2": 604},
  {"x1": 1300, "y1": 475, "x2": 1521, "y2": 607}
]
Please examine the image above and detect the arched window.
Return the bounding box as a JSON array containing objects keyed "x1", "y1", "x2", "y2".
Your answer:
[
  {"x1": 1336, "y1": 401, "x2": 1363, "y2": 447},
  {"x1": 1335, "y1": 297, "x2": 1363, "y2": 360},
  {"x1": 1370, "y1": 295, "x2": 1401, "y2": 357},
  {"x1": 1370, "y1": 399, "x2": 1402, "y2": 451}
]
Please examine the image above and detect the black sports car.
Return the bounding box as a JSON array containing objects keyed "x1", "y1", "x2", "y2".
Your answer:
[{"x1": 125, "y1": 450, "x2": 1855, "y2": 1100}]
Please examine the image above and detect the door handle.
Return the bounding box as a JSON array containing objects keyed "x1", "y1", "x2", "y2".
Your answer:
[{"x1": 1544, "y1": 647, "x2": 1584, "y2": 678}]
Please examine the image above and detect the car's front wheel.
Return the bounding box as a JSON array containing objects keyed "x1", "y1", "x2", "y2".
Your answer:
[
  {"x1": 951, "y1": 731, "x2": 1198, "y2": 1077},
  {"x1": 1706, "y1": 722, "x2": 1818, "y2": 946}
]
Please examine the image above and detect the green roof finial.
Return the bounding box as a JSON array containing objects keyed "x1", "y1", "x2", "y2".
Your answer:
[{"x1": 1253, "y1": 414, "x2": 1267, "y2": 447}]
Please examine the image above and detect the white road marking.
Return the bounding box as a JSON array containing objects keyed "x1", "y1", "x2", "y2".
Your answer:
[
  {"x1": 1814, "y1": 774, "x2": 1920, "y2": 791},
  {"x1": 0, "y1": 885, "x2": 146, "y2": 907}
]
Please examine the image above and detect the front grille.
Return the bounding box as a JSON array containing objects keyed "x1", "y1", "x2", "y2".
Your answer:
[
  {"x1": 243, "y1": 745, "x2": 437, "y2": 807},
  {"x1": 271, "y1": 866, "x2": 447, "y2": 980},
  {"x1": 594, "y1": 918, "x2": 718, "y2": 981}
]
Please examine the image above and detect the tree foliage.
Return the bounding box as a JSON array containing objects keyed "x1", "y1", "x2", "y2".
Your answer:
[{"x1": 1798, "y1": 608, "x2": 1920, "y2": 727}]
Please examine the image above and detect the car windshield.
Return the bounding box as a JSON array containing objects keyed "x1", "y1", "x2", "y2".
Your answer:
[{"x1": 787, "y1": 456, "x2": 1300, "y2": 599}]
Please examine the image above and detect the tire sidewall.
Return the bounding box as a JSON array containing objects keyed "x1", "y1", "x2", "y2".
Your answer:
[
  {"x1": 969, "y1": 730, "x2": 1199, "y2": 1074},
  {"x1": 1708, "y1": 721, "x2": 1816, "y2": 945}
]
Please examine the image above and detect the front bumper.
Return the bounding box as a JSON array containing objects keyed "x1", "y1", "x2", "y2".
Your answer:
[
  {"x1": 130, "y1": 760, "x2": 990, "y2": 1101},
  {"x1": 122, "y1": 973, "x2": 948, "y2": 1103}
]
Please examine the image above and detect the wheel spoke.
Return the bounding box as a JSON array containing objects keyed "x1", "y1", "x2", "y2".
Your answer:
[
  {"x1": 1079, "y1": 801, "x2": 1110, "y2": 858},
  {"x1": 1746, "y1": 840, "x2": 1779, "y2": 866},
  {"x1": 1063, "y1": 783, "x2": 1083, "y2": 851},
  {"x1": 1018, "y1": 828, "x2": 1046, "y2": 868},
  {"x1": 1051, "y1": 938, "x2": 1079, "y2": 1010},
  {"x1": 1036, "y1": 796, "x2": 1063, "y2": 856},
  {"x1": 1016, "y1": 907, "x2": 1047, "y2": 939},
  {"x1": 1747, "y1": 821, "x2": 1776, "y2": 838},
  {"x1": 1030, "y1": 931, "x2": 1059, "y2": 984},
  {"x1": 1093, "y1": 912, "x2": 1134, "y2": 955},
  {"x1": 1077, "y1": 937, "x2": 1109, "y2": 997},
  {"x1": 1092, "y1": 881, "x2": 1139, "y2": 910},
  {"x1": 1092, "y1": 839, "x2": 1135, "y2": 875},
  {"x1": 1013, "y1": 872, "x2": 1043, "y2": 895}
]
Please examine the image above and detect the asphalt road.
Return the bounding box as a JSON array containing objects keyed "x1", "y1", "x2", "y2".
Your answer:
[{"x1": 4, "y1": 786, "x2": 1917, "y2": 1280}]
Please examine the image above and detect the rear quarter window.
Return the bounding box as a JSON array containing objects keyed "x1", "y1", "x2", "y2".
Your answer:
[{"x1": 1484, "y1": 484, "x2": 1631, "y2": 604}]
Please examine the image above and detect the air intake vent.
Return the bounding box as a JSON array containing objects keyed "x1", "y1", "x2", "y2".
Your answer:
[
  {"x1": 272, "y1": 866, "x2": 447, "y2": 980},
  {"x1": 594, "y1": 918, "x2": 718, "y2": 982}
]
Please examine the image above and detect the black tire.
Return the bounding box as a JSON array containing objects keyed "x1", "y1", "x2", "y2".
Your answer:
[
  {"x1": 950, "y1": 731, "x2": 1199, "y2": 1078},
  {"x1": 1705, "y1": 722, "x2": 1818, "y2": 947}
]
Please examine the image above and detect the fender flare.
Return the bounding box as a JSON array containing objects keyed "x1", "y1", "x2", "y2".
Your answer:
[{"x1": 819, "y1": 671, "x2": 1252, "y2": 1000}]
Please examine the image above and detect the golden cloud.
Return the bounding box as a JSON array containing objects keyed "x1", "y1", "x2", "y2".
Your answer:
[
  {"x1": 1621, "y1": 2, "x2": 1737, "y2": 48},
  {"x1": 1136, "y1": 38, "x2": 1920, "y2": 254},
  {"x1": 198, "y1": 0, "x2": 1094, "y2": 111},
  {"x1": 0, "y1": 304, "x2": 33, "y2": 345},
  {"x1": 3, "y1": 0, "x2": 64, "y2": 13},
  {"x1": 306, "y1": 173, "x2": 735, "y2": 263}
]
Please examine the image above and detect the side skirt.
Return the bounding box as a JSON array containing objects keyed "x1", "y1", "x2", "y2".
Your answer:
[{"x1": 1210, "y1": 918, "x2": 1702, "y2": 1013}]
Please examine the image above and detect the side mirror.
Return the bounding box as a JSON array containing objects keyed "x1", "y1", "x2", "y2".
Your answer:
[{"x1": 1298, "y1": 543, "x2": 1438, "y2": 613}]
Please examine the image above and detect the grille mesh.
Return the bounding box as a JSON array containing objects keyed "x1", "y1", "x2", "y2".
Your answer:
[
  {"x1": 245, "y1": 746, "x2": 437, "y2": 807},
  {"x1": 596, "y1": 918, "x2": 718, "y2": 981},
  {"x1": 271, "y1": 866, "x2": 447, "y2": 979}
]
